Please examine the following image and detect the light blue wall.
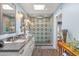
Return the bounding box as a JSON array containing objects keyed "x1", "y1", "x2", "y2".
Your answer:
[
  {"x1": 53, "y1": 3, "x2": 79, "y2": 48},
  {"x1": 62, "y1": 4, "x2": 79, "y2": 41}
]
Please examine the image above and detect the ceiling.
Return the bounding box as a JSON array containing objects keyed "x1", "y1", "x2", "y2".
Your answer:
[{"x1": 20, "y1": 3, "x2": 60, "y2": 17}]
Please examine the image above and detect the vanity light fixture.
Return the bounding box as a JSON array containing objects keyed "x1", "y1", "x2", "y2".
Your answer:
[
  {"x1": 2, "y1": 4, "x2": 13, "y2": 10},
  {"x1": 19, "y1": 13, "x2": 23, "y2": 18},
  {"x1": 33, "y1": 4, "x2": 45, "y2": 10}
]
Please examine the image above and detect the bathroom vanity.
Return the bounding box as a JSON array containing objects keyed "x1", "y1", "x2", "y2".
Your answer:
[{"x1": 0, "y1": 36, "x2": 35, "y2": 56}]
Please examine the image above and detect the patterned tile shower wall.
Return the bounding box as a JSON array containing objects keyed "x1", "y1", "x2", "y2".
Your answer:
[{"x1": 31, "y1": 17, "x2": 52, "y2": 44}]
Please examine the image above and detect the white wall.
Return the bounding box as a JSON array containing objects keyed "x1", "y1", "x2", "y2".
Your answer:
[
  {"x1": 52, "y1": 5, "x2": 62, "y2": 49},
  {"x1": 53, "y1": 3, "x2": 79, "y2": 48},
  {"x1": 50, "y1": 16, "x2": 54, "y2": 46}
]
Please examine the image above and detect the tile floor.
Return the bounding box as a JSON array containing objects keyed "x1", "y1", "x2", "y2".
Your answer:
[{"x1": 32, "y1": 47, "x2": 58, "y2": 56}]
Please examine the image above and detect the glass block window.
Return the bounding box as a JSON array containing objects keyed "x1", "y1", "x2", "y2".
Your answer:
[
  {"x1": 37, "y1": 28, "x2": 39, "y2": 31},
  {"x1": 45, "y1": 37, "x2": 47, "y2": 39},
  {"x1": 45, "y1": 28, "x2": 47, "y2": 31},
  {"x1": 41, "y1": 28, "x2": 43, "y2": 31},
  {"x1": 37, "y1": 24, "x2": 39, "y2": 27},
  {"x1": 31, "y1": 18, "x2": 52, "y2": 43},
  {"x1": 41, "y1": 32, "x2": 43, "y2": 35},
  {"x1": 45, "y1": 24, "x2": 47, "y2": 27},
  {"x1": 41, "y1": 36, "x2": 43, "y2": 39}
]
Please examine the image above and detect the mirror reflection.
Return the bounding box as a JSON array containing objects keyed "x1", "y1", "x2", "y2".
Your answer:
[{"x1": 2, "y1": 4, "x2": 16, "y2": 33}]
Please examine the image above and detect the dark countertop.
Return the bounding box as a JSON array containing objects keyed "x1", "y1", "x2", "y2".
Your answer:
[
  {"x1": 0, "y1": 41, "x2": 26, "y2": 52},
  {"x1": 0, "y1": 36, "x2": 33, "y2": 52}
]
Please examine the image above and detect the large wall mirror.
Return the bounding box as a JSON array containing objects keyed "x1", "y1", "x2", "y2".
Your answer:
[{"x1": 1, "y1": 3, "x2": 16, "y2": 34}]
